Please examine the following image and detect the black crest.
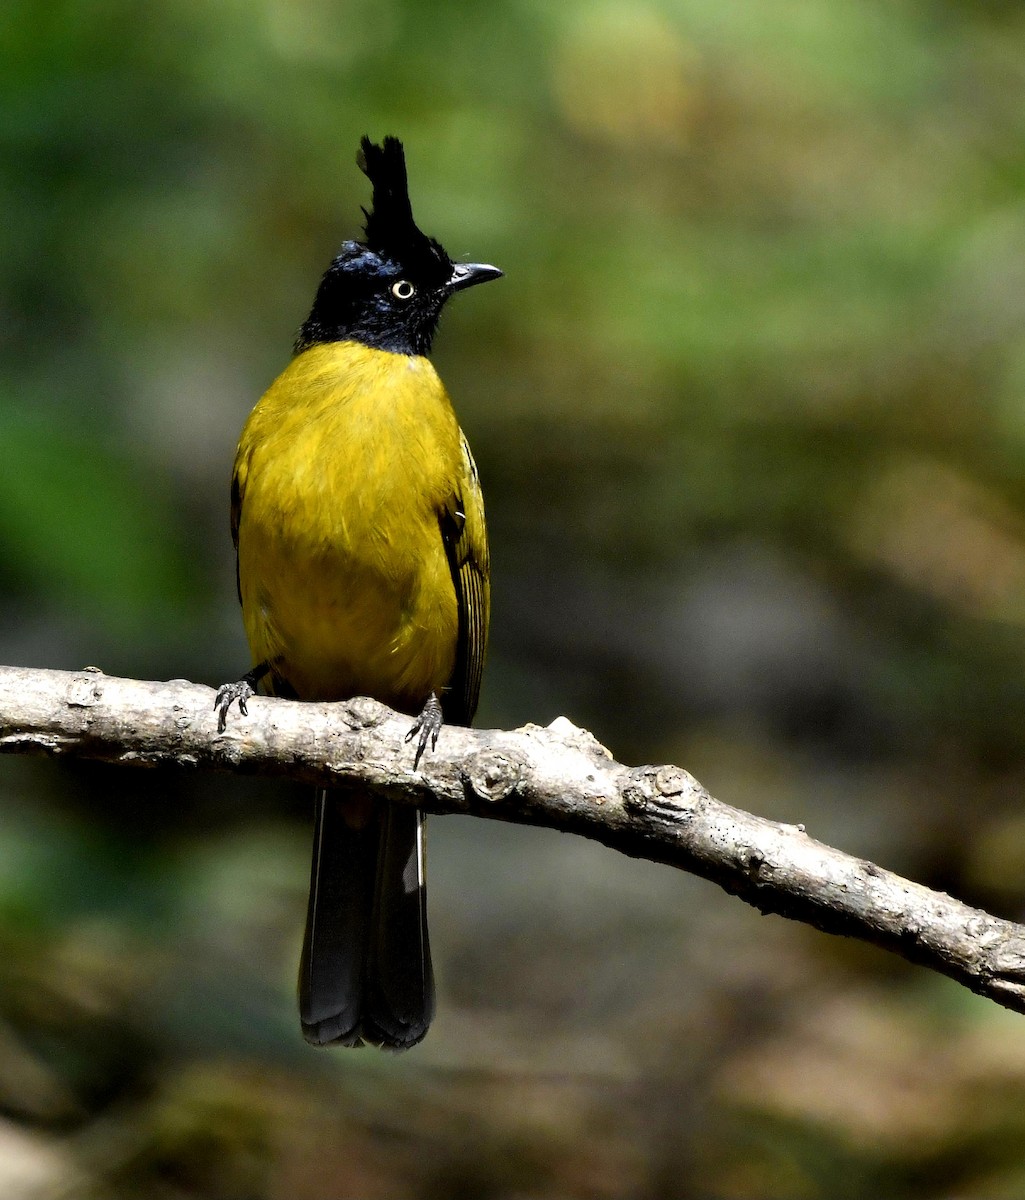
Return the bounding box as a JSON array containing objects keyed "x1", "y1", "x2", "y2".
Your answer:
[{"x1": 357, "y1": 136, "x2": 451, "y2": 281}]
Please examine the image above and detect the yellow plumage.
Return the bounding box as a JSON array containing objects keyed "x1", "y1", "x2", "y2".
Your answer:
[{"x1": 232, "y1": 340, "x2": 489, "y2": 717}]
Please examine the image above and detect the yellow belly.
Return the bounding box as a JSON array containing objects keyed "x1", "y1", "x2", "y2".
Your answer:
[{"x1": 234, "y1": 343, "x2": 463, "y2": 711}]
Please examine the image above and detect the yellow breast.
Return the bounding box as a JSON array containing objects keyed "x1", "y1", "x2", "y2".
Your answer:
[{"x1": 234, "y1": 342, "x2": 464, "y2": 709}]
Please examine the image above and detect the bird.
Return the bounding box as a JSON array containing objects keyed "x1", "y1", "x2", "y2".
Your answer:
[{"x1": 215, "y1": 135, "x2": 500, "y2": 1048}]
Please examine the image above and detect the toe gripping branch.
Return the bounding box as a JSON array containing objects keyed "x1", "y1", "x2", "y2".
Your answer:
[
  {"x1": 214, "y1": 660, "x2": 271, "y2": 733},
  {"x1": 405, "y1": 692, "x2": 444, "y2": 771},
  {"x1": 215, "y1": 668, "x2": 444, "y2": 769}
]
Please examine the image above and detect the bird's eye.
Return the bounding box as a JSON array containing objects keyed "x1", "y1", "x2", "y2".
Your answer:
[{"x1": 391, "y1": 280, "x2": 416, "y2": 301}]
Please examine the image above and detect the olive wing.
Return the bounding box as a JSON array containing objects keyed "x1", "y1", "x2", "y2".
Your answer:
[{"x1": 439, "y1": 432, "x2": 490, "y2": 726}]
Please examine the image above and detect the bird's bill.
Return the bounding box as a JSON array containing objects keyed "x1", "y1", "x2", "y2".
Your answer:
[{"x1": 447, "y1": 262, "x2": 504, "y2": 292}]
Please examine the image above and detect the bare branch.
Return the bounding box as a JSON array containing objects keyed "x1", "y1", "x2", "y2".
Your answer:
[{"x1": 2, "y1": 663, "x2": 1024, "y2": 1013}]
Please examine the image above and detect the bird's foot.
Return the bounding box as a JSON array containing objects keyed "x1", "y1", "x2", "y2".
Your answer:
[
  {"x1": 405, "y1": 692, "x2": 443, "y2": 770},
  {"x1": 214, "y1": 661, "x2": 270, "y2": 733}
]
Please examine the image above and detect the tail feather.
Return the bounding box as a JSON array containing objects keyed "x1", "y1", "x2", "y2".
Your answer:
[
  {"x1": 365, "y1": 803, "x2": 435, "y2": 1045},
  {"x1": 298, "y1": 789, "x2": 434, "y2": 1049}
]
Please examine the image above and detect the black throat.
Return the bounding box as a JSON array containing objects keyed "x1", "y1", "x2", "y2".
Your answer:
[{"x1": 294, "y1": 305, "x2": 436, "y2": 357}]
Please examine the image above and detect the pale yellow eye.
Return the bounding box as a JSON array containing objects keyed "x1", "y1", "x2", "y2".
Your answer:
[{"x1": 391, "y1": 280, "x2": 416, "y2": 300}]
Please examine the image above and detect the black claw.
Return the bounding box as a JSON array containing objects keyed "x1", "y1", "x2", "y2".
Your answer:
[
  {"x1": 405, "y1": 693, "x2": 444, "y2": 770},
  {"x1": 214, "y1": 679, "x2": 254, "y2": 733},
  {"x1": 214, "y1": 661, "x2": 271, "y2": 733}
]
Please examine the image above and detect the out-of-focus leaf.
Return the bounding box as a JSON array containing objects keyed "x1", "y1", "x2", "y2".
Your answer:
[{"x1": 0, "y1": 407, "x2": 189, "y2": 631}]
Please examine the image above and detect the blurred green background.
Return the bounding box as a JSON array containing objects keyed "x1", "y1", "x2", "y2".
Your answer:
[{"x1": 5, "y1": 0, "x2": 1025, "y2": 1196}]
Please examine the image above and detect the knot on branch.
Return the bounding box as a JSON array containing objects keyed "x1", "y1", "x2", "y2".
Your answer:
[
  {"x1": 465, "y1": 750, "x2": 522, "y2": 803},
  {"x1": 521, "y1": 716, "x2": 612, "y2": 761},
  {"x1": 67, "y1": 669, "x2": 105, "y2": 708},
  {"x1": 622, "y1": 765, "x2": 706, "y2": 821},
  {"x1": 344, "y1": 696, "x2": 388, "y2": 731}
]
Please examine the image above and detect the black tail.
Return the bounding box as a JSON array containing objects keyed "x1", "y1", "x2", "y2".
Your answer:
[{"x1": 298, "y1": 789, "x2": 434, "y2": 1049}]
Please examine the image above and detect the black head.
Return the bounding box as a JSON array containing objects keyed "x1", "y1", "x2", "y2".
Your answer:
[{"x1": 296, "y1": 136, "x2": 502, "y2": 356}]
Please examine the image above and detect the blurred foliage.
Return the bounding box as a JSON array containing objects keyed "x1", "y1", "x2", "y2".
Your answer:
[{"x1": 5, "y1": 0, "x2": 1025, "y2": 1196}]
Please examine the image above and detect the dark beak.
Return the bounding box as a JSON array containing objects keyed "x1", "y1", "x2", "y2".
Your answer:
[{"x1": 447, "y1": 262, "x2": 503, "y2": 293}]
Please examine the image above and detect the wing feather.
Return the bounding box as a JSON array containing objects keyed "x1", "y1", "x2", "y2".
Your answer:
[
  {"x1": 230, "y1": 459, "x2": 245, "y2": 603},
  {"x1": 439, "y1": 433, "x2": 490, "y2": 726}
]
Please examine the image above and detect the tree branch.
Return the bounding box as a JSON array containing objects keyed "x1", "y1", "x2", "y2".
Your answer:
[{"x1": 2, "y1": 663, "x2": 1024, "y2": 1013}]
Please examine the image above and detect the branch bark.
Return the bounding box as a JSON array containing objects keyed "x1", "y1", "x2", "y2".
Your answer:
[{"x1": 2, "y1": 663, "x2": 1024, "y2": 1014}]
